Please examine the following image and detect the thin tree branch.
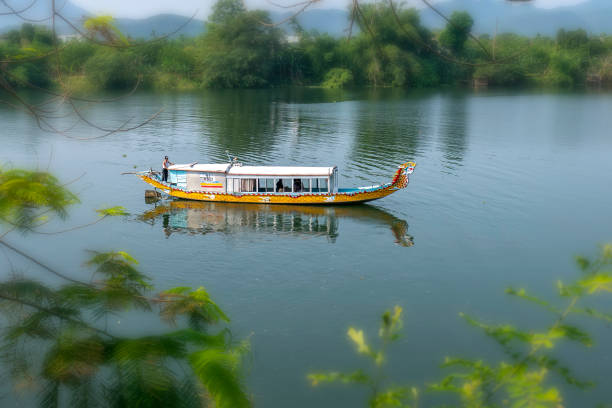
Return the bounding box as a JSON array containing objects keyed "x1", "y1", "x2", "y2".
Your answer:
[
  {"x1": 265, "y1": 0, "x2": 313, "y2": 9},
  {"x1": 257, "y1": 0, "x2": 318, "y2": 27},
  {"x1": 0, "y1": 0, "x2": 50, "y2": 22},
  {"x1": 0, "y1": 291, "x2": 116, "y2": 339},
  {"x1": 0, "y1": 239, "x2": 91, "y2": 287},
  {"x1": 0, "y1": 0, "x2": 38, "y2": 16}
]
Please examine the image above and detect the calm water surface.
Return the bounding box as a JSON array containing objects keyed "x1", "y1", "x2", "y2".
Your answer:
[{"x1": 1, "y1": 88, "x2": 611, "y2": 406}]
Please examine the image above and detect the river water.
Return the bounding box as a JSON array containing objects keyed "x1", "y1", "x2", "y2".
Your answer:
[{"x1": 1, "y1": 88, "x2": 611, "y2": 406}]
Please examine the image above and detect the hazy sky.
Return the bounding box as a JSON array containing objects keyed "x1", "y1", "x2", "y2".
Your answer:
[{"x1": 69, "y1": 0, "x2": 590, "y2": 19}]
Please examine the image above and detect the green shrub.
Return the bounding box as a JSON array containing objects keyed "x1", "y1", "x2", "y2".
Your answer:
[
  {"x1": 322, "y1": 68, "x2": 354, "y2": 89},
  {"x1": 83, "y1": 49, "x2": 139, "y2": 89}
]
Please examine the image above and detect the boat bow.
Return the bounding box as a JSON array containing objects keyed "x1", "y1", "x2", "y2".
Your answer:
[{"x1": 390, "y1": 161, "x2": 416, "y2": 189}]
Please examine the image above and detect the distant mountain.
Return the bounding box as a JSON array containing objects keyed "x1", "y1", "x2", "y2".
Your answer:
[
  {"x1": 0, "y1": 2, "x2": 204, "y2": 38},
  {"x1": 418, "y1": 0, "x2": 612, "y2": 35},
  {"x1": 0, "y1": 0, "x2": 89, "y2": 33},
  {"x1": 114, "y1": 15, "x2": 205, "y2": 39},
  {"x1": 2, "y1": 0, "x2": 612, "y2": 38},
  {"x1": 269, "y1": 9, "x2": 351, "y2": 37},
  {"x1": 267, "y1": 0, "x2": 612, "y2": 37},
  {"x1": 274, "y1": 0, "x2": 612, "y2": 37}
]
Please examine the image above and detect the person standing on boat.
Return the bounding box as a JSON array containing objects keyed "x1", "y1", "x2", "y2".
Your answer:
[{"x1": 162, "y1": 156, "x2": 173, "y2": 182}]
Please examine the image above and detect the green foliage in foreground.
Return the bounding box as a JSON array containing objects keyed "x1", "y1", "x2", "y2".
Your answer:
[
  {"x1": 3, "y1": 1, "x2": 612, "y2": 91},
  {"x1": 309, "y1": 305, "x2": 420, "y2": 408},
  {"x1": 0, "y1": 167, "x2": 79, "y2": 232},
  {"x1": 310, "y1": 245, "x2": 612, "y2": 407},
  {"x1": 0, "y1": 167, "x2": 250, "y2": 408}
]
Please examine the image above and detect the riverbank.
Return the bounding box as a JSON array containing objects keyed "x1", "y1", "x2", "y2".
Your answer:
[{"x1": 3, "y1": 3, "x2": 612, "y2": 93}]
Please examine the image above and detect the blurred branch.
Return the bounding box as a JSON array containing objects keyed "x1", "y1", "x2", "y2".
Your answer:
[
  {"x1": 258, "y1": 0, "x2": 319, "y2": 27},
  {"x1": 0, "y1": 0, "x2": 50, "y2": 22},
  {"x1": 0, "y1": 290, "x2": 116, "y2": 338},
  {"x1": 0, "y1": 239, "x2": 90, "y2": 286},
  {"x1": 0, "y1": 0, "x2": 38, "y2": 16},
  {"x1": 387, "y1": 0, "x2": 520, "y2": 67}
]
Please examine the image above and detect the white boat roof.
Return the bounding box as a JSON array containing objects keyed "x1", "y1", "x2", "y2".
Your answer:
[
  {"x1": 169, "y1": 163, "x2": 335, "y2": 177},
  {"x1": 169, "y1": 163, "x2": 232, "y2": 173},
  {"x1": 228, "y1": 166, "x2": 335, "y2": 177}
]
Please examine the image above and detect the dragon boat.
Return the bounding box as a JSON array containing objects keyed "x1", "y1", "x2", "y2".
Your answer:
[{"x1": 136, "y1": 159, "x2": 415, "y2": 205}]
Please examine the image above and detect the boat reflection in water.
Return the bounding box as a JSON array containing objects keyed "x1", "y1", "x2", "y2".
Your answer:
[{"x1": 140, "y1": 200, "x2": 414, "y2": 247}]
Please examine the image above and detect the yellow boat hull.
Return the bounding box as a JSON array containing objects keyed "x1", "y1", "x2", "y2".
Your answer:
[{"x1": 138, "y1": 161, "x2": 415, "y2": 205}]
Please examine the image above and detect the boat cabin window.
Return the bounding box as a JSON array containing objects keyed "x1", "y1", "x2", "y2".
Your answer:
[
  {"x1": 228, "y1": 178, "x2": 238, "y2": 193},
  {"x1": 228, "y1": 178, "x2": 257, "y2": 193},
  {"x1": 241, "y1": 179, "x2": 256, "y2": 193},
  {"x1": 293, "y1": 178, "x2": 307, "y2": 192},
  {"x1": 258, "y1": 178, "x2": 274, "y2": 193},
  {"x1": 311, "y1": 178, "x2": 329, "y2": 193},
  {"x1": 299, "y1": 178, "x2": 310, "y2": 192},
  {"x1": 275, "y1": 178, "x2": 293, "y2": 193},
  {"x1": 227, "y1": 176, "x2": 330, "y2": 194}
]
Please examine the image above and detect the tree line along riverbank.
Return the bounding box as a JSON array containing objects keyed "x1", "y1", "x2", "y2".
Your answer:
[{"x1": 2, "y1": 0, "x2": 612, "y2": 92}]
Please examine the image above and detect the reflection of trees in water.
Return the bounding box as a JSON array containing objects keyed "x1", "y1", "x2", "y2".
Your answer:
[
  {"x1": 199, "y1": 90, "x2": 285, "y2": 162},
  {"x1": 347, "y1": 91, "x2": 469, "y2": 176},
  {"x1": 140, "y1": 201, "x2": 414, "y2": 247},
  {"x1": 439, "y1": 93, "x2": 468, "y2": 168},
  {"x1": 348, "y1": 91, "x2": 432, "y2": 176},
  {"x1": 197, "y1": 89, "x2": 356, "y2": 165}
]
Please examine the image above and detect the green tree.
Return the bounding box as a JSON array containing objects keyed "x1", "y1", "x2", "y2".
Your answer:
[
  {"x1": 198, "y1": 0, "x2": 283, "y2": 88},
  {"x1": 346, "y1": 2, "x2": 437, "y2": 87},
  {"x1": 298, "y1": 33, "x2": 342, "y2": 83},
  {"x1": 84, "y1": 48, "x2": 140, "y2": 89},
  {"x1": 7, "y1": 62, "x2": 52, "y2": 88},
  {"x1": 0, "y1": 25, "x2": 55, "y2": 89},
  {"x1": 439, "y1": 11, "x2": 474, "y2": 54},
  {"x1": 20, "y1": 23, "x2": 36, "y2": 43},
  {"x1": 60, "y1": 40, "x2": 97, "y2": 75},
  {"x1": 557, "y1": 28, "x2": 589, "y2": 50},
  {"x1": 543, "y1": 49, "x2": 588, "y2": 87},
  {"x1": 32, "y1": 26, "x2": 54, "y2": 46},
  {"x1": 159, "y1": 41, "x2": 197, "y2": 77},
  {"x1": 473, "y1": 34, "x2": 529, "y2": 86},
  {"x1": 210, "y1": 0, "x2": 247, "y2": 24},
  {"x1": 5, "y1": 29, "x2": 21, "y2": 45}
]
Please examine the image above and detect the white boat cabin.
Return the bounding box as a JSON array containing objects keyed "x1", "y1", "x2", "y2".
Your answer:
[{"x1": 167, "y1": 163, "x2": 339, "y2": 194}]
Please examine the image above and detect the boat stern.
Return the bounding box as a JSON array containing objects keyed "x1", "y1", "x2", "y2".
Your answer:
[{"x1": 138, "y1": 172, "x2": 171, "y2": 192}]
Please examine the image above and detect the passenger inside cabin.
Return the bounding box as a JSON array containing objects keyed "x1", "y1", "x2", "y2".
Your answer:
[
  {"x1": 276, "y1": 179, "x2": 284, "y2": 192},
  {"x1": 293, "y1": 179, "x2": 302, "y2": 192}
]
